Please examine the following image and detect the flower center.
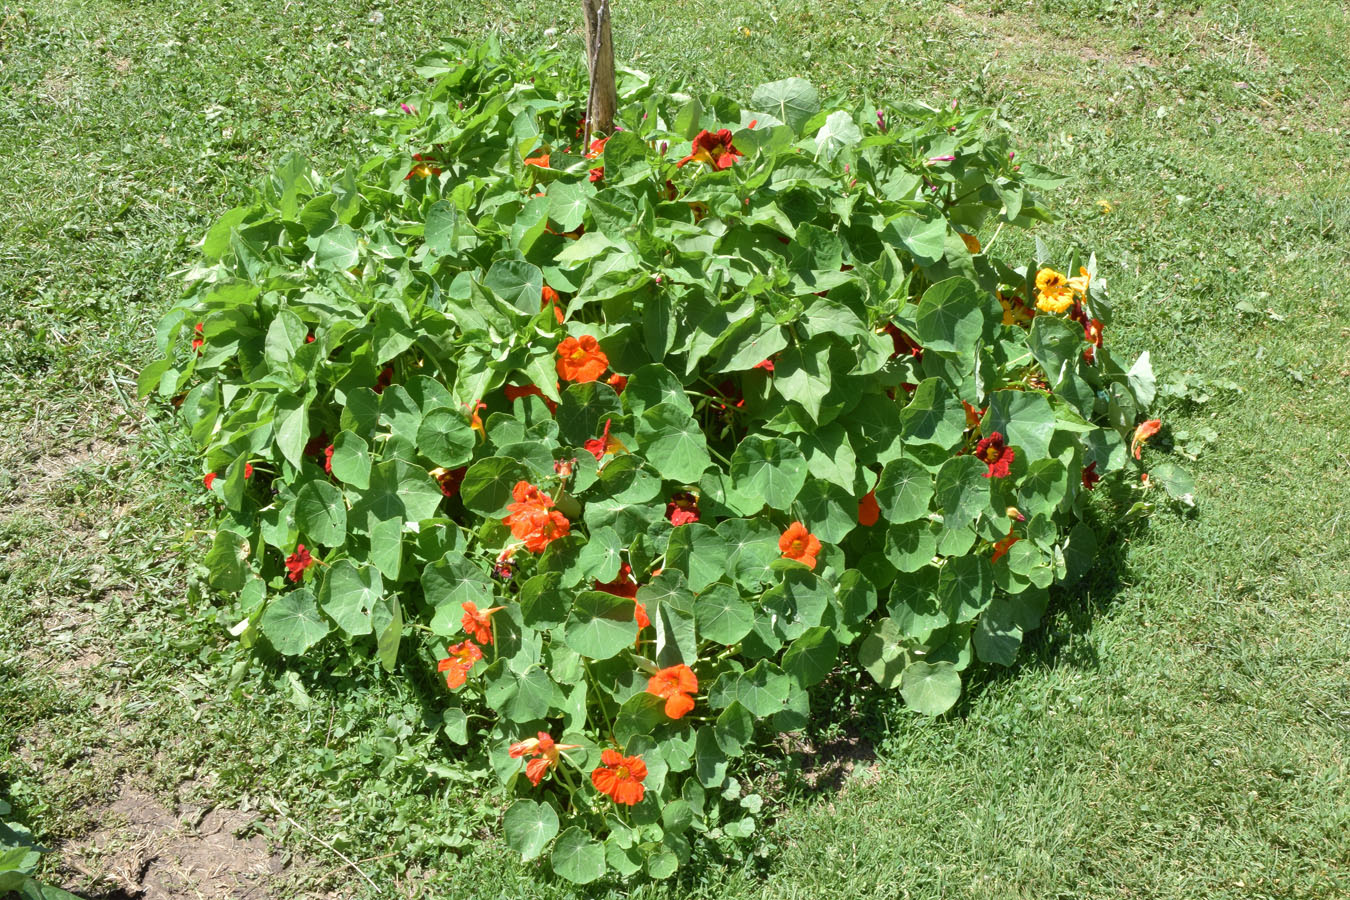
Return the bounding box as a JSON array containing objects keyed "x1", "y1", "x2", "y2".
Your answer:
[
  {"x1": 616, "y1": 766, "x2": 629, "y2": 780},
  {"x1": 570, "y1": 348, "x2": 587, "y2": 362},
  {"x1": 789, "y1": 539, "x2": 805, "y2": 555}
]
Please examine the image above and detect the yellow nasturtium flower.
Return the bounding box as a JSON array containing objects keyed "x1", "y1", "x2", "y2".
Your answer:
[{"x1": 1035, "y1": 268, "x2": 1075, "y2": 314}]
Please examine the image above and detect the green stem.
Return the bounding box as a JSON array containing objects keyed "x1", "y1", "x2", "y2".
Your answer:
[{"x1": 582, "y1": 656, "x2": 618, "y2": 744}]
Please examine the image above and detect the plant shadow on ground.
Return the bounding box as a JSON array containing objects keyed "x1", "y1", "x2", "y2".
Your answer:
[{"x1": 770, "y1": 491, "x2": 1161, "y2": 800}]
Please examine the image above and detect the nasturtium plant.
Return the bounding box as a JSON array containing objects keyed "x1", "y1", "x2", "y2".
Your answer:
[{"x1": 144, "y1": 37, "x2": 1182, "y2": 881}]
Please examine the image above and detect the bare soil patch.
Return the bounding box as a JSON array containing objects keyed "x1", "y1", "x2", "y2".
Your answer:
[{"x1": 59, "y1": 783, "x2": 295, "y2": 900}]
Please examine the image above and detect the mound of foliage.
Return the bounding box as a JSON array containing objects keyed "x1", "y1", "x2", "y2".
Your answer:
[{"x1": 142, "y1": 37, "x2": 1181, "y2": 882}]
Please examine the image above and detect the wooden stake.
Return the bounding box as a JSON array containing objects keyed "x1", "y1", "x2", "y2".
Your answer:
[{"x1": 581, "y1": 0, "x2": 617, "y2": 146}]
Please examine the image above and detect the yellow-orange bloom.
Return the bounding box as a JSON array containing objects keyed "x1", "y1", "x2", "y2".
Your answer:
[
  {"x1": 508, "y1": 732, "x2": 581, "y2": 786},
  {"x1": 556, "y1": 335, "x2": 609, "y2": 383},
  {"x1": 460, "y1": 601, "x2": 504, "y2": 645},
  {"x1": 646, "y1": 664, "x2": 698, "y2": 719},
  {"x1": 1035, "y1": 268, "x2": 1074, "y2": 314},
  {"x1": 1066, "y1": 267, "x2": 1092, "y2": 298},
  {"x1": 1131, "y1": 419, "x2": 1162, "y2": 459},
  {"x1": 779, "y1": 521, "x2": 822, "y2": 569},
  {"x1": 591, "y1": 750, "x2": 647, "y2": 805}
]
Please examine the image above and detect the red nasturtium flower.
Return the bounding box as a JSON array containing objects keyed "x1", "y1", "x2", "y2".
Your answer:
[
  {"x1": 584, "y1": 418, "x2": 627, "y2": 462},
  {"x1": 779, "y1": 521, "x2": 822, "y2": 569},
  {"x1": 191, "y1": 322, "x2": 205, "y2": 353},
  {"x1": 460, "y1": 601, "x2": 504, "y2": 645},
  {"x1": 634, "y1": 600, "x2": 650, "y2": 630},
  {"x1": 591, "y1": 749, "x2": 647, "y2": 806},
  {"x1": 203, "y1": 472, "x2": 217, "y2": 489},
  {"x1": 666, "y1": 491, "x2": 700, "y2": 526},
  {"x1": 430, "y1": 466, "x2": 467, "y2": 498},
  {"x1": 285, "y1": 544, "x2": 315, "y2": 582},
  {"x1": 753, "y1": 358, "x2": 775, "y2": 373},
  {"x1": 438, "y1": 640, "x2": 483, "y2": 690},
  {"x1": 646, "y1": 664, "x2": 698, "y2": 719},
  {"x1": 676, "y1": 129, "x2": 743, "y2": 170},
  {"x1": 883, "y1": 323, "x2": 923, "y2": 360},
  {"x1": 1131, "y1": 419, "x2": 1162, "y2": 460},
  {"x1": 404, "y1": 153, "x2": 442, "y2": 180},
  {"x1": 373, "y1": 366, "x2": 394, "y2": 394},
  {"x1": 509, "y1": 732, "x2": 581, "y2": 786},
  {"x1": 606, "y1": 373, "x2": 628, "y2": 393},
  {"x1": 1081, "y1": 461, "x2": 1101, "y2": 491},
  {"x1": 975, "y1": 431, "x2": 1015, "y2": 479},
  {"x1": 594, "y1": 562, "x2": 639, "y2": 599},
  {"x1": 556, "y1": 335, "x2": 609, "y2": 383},
  {"x1": 991, "y1": 529, "x2": 1020, "y2": 564},
  {"x1": 323, "y1": 444, "x2": 335, "y2": 475}
]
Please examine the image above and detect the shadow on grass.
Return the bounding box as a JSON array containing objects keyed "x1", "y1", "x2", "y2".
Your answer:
[{"x1": 775, "y1": 493, "x2": 1159, "y2": 799}]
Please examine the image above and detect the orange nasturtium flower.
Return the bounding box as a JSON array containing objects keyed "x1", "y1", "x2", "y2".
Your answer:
[
  {"x1": 1035, "y1": 268, "x2": 1075, "y2": 314},
  {"x1": 502, "y1": 480, "x2": 571, "y2": 553},
  {"x1": 960, "y1": 232, "x2": 982, "y2": 255},
  {"x1": 1131, "y1": 419, "x2": 1162, "y2": 460},
  {"x1": 676, "y1": 129, "x2": 743, "y2": 170},
  {"x1": 646, "y1": 664, "x2": 698, "y2": 719},
  {"x1": 779, "y1": 521, "x2": 822, "y2": 569},
  {"x1": 437, "y1": 640, "x2": 483, "y2": 690},
  {"x1": 541, "y1": 284, "x2": 565, "y2": 324},
  {"x1": 509, "y1": 732, "x2": 581, "y2": 786},
  {"x1": 460, "y1": 601, "x2": 504, "y2": 646},
  {"x1": 591, "y1": 749, "x2": 648, "y2": 806},
  {"x1": 524, "y1": 151, "x2": 551, "y2": 168},
  {"x1": 556, "y1": 335, "x2": 609, "y2": 383},
  {"x1": 857, "y1": 490, "x2": 880, "y2": 527},
  {"x1": 991, "y1": 529, "x2": 1020, "y2": 564}
]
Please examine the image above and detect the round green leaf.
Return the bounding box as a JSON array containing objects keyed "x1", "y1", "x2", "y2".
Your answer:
[
  {"x1": 875, "y1": 457, "x2": 934, "y2": 524},
  {"x1": 938, "y1": 554, "x2": 993, "y2": 624},
  {"x1": 795, "y1": 478, "x2": 855, "y2": 543},
  {"x1": 730, "y1": 436, "x2": 808, "y2": 509},
  {"x1": 858, "y1": 617, "x2": 906, "y2": 688},
  {"x1": 934, "y1": 455, "x2": 990, "y2": 528},
  {"x1": 749, "y1": 76, "x2": 820, "y2": 134},
  {"x1": 295, "y1": 480, "x2": 347, "y2": 547},
  {"x1": 260, "y1": 588, "x2": 329, "y2": 656},
  {"x1": 504, "y1": 799, "x2": 558, "y2": 862},
  {"x1": 329, "y1": 430, "x2": 370, "y2": 488},
  {"x1": 638, "y1": 403, "x2": 711, "y2": 483},
  {"x1": 564, "y1": 591, "x2": 640, "y2": 660},
  {"x1": 460, "y1": 457, "x2": 529, "y2": 518},
  {"x1": 884, "y1": 520, "x2": 937, "y2": 572},
  {"x1": 646, "y1": 845, "x2": 679, "y2": 879},
  {"x1": 913, "y1": 277, "x2": 987, "y2": 356},
  {"x1": 899, "y1": 660, "x2": 962, "y2": 716},
  {"x1": 708, "y1": 660, "x2": 791, "y2": 718},
  {"x1": 694, "y1": 582, "x2": 755, "y2": 645},
  {"x1": 551, "y1": 827, "x2": 606, "y2": 884},
  {"x1": 204, "y1": 529, "x2": 250, "y2": 593},
  {"x1": 781, "y1": 625, "x2": 839, "y2": 687},
  {"x1": 416, "y1": 408, "x2": 476, "y2": 468},
  {"x1": 318, "y1": 559, "x2": 382, "y2": 637}
]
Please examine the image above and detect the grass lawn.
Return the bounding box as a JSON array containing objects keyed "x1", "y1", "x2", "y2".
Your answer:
[{"x1": 2, "y1": 0, "x2": 1348, "y2": 897}]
